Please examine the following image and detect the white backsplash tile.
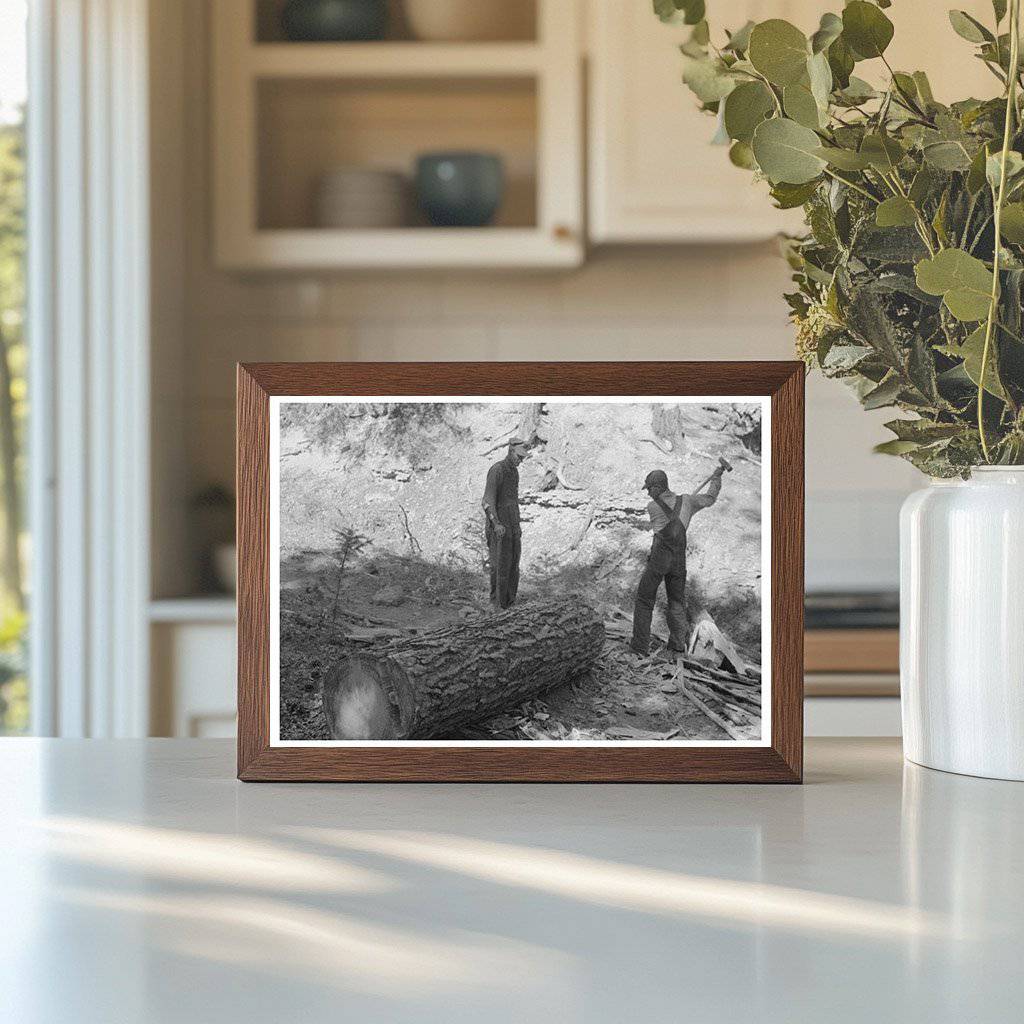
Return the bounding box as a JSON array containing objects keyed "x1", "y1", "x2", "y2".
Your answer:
[{"x1": 806, "y1": 490, "x2": 907, "y2": 592}]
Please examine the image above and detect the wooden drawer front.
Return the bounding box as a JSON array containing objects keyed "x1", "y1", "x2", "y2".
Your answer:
[{"x1": 805, "y1": 629, "x2": 899, "y2": 675}]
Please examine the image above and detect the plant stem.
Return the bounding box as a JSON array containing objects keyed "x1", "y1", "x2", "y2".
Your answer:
[
  {"x1": 821, "y1": 167, "x2": 879, "y2": 203},
  {"x1": 968, "y1": 212, "x2": 994, "y2": 254},
  {"x1": 870, "y1": 167, "x2": 937, "y2": 254},
  {"x1": 979, "y1": 0, "x2": 1021, "y2": 462},
  {"x1": 996, "y1": 317, "x2": 1024, "y2": 344},
  {"x1": 750, "y1": 69, "x2": 783, "y2": 116},
  {"x1": 962, "y1": 189, "x2": 980, "y2": 248},
  {"x1": 881, "y1": 54, "x2": 930, "y2": 120}
]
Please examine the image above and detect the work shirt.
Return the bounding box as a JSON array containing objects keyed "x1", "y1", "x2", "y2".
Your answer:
[
  {"x1": 646, "y1": 489, "x2": 716, "y2": 533},
  {"x1": 482, "y1": 453, "x2": 521, "y2": 531}
]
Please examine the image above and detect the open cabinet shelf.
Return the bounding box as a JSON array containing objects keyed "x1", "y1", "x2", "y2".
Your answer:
[
  {"x1": 212, "y1": 0, "x2": 583, "y2": 269},
  {"x1": 248, "y1": 42, "x2": 546, "y2": 78}
]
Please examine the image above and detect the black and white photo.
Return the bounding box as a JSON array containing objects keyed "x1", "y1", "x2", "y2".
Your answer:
[{"x1": 270, "y1": 396, "x2": 770, "y2": 746}]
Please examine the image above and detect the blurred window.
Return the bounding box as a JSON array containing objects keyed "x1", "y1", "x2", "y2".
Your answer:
[{"x1": 0, "y1": 0, "x2": 29, "y2": 734}]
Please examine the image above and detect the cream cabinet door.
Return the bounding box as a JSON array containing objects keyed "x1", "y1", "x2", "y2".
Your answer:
[
  {"x1": 587, "y1": 1, "x2": 1000, "y2": 244},
  {"x1": 588, "y1": 1, "x2": 815, "y2": 243},
  {"x1": 884, "y1": 0, "x2": 997, "y2": 103}
]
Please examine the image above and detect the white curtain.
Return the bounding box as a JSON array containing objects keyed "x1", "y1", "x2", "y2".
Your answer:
[{"x1": 28, "y1": 0, "x2": 150, "y2": 736}]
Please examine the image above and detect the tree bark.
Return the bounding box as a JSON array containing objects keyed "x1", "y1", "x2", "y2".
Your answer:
[{"x1": 321, "y1": 599, "x2": 605, "y2": 739}]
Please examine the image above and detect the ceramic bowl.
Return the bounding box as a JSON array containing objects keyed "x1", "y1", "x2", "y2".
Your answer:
[
  {"x1": 415, "y1": 152, "x2": 505, "y2": 228},
  {"x1": 403, "y1": 0, "x2": 534, "y2": 42},
  {"x1": 280, "y1": 0, "x2": 388, "y2": 42},
  {"x1": 315, "y1": 168, "x2": 409, "y2": 228}
]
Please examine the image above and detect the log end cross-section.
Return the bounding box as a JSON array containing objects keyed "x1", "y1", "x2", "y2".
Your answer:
[{"x1": 321, "y1": 599, "x2": 606, "y2": 740}]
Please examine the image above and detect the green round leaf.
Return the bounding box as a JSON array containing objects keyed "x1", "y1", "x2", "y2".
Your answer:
[
  {"x1": 986, "y1": 150, "x2": 1024, "y2": 189},
  {"x1": 835, "y1": 77, "x2": 877, "y2": 106},
  {"x1": 958, "y1": 325, "x2": 1007, "y2": 398},
  {"x1": 874, "y1": 439, "x2": 922, "y2": 456},
  {"x1": 689, "y1": 19, "x2": 710, "y2": 46},
  {"x1": 748, "y1": 19, "x2": 810, "y2": 86},
  {"x1": 807, "y1": 51, "x2": 833, "y2": 109},
  {"x1": 752, "y1": 117, "x2": 827, "y2": 184},
  {"x1": 729, "y1": 140, "x2": 758, "y2": 170},
  {"x1": 909, "y1": 165, "x2": 937, "y2": 205},
  {"x1": 653, "y1": 0, "x2": 677, "y2": 23},
  {"x1": 654, "y1": 0, "x2": 706, "y2": 25},
  {"x1": 967, "y1": 143, "x2": 994, "y2": 194},
  {"x1": 827, "y1": 35, "x2": 855, "y2": 88},
  {"x1": 912, "y1": 71, "x2": 935, "y2": 104},
  {"x1": 999, "y1": 202, "x2": 1024, "y2": 243},
  {"x1": 892, "y1": 72, "x2": 919, "y2": 102},
  {"x1": 770, "y1": 179, "x2": 820, "y2": 209},
  {"x1": 681, "y1": 0, "x2": 706, "y2": 26},
  {"x1": 948, "y1": 10, "x2": 993, "y2": 44},
  {"x1": 724, "y1": 20, "x2": 755, "y2": 53},
  {"x1": 810, "y1": 12, "x2": 843, "y2": 54},
  {"x1": 842, "y1": 1, "x2": 894, "y2": 60},
  {"x1": 814, "y1": 145, "x2": 871, "y2": 171},
  {"x1": 682, "y1": 55, "x2": 736, "y2": 103},
  {"x1": 875, "y1": 196, "x2": 918, "y2": 228},
  {"x1": 723, "y1": 81, "x2": 775, "y2": 143},
  {"x1": 923, "y1": 141, "x2": 973, "y2": 171},
  {"x1": 914, "y1": 249, "x2": 994, "y2": 321},
  {"x1": 783, "y1": 83, "x2": 821, "y2": 129},
  {"x1": 860, "y1": 133, "x2": 905, "y2": 172}
]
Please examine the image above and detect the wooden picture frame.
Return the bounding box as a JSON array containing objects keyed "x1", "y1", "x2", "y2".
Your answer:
[{"x1": 237, "y1": 362, "x2": 804, "y2": 782}]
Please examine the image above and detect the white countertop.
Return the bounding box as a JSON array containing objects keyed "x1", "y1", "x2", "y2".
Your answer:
[{"x1": 1, "y1": 738, "x2": 1021, "y2": 1023}]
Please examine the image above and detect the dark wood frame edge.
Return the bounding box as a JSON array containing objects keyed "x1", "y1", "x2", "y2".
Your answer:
[{"x1": 237, "y1": 362, "x2": 804, "y2": 783}]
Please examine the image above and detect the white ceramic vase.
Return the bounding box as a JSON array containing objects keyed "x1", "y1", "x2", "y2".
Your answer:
[{"x1": 900, "y1": 467, "x2": 1024, "y2": 780}]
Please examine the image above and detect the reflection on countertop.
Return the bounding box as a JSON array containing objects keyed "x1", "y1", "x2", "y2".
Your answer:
[{"x1": 1, "y1": 738, "x2": 1022, "y2": 1023}]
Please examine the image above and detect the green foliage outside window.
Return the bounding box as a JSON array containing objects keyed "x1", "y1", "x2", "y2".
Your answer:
[{"x1": 0, "y1": 111, "x2": 28, "y2": 733}]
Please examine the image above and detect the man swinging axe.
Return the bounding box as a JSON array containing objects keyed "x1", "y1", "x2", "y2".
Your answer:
[{"x1": 630, "y1": 457, "x2": 732, "y2": 656}]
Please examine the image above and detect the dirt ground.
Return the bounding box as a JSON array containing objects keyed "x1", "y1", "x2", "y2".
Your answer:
[{"x1": 279, "y1": 550, "x2": 737, "y2": 742}]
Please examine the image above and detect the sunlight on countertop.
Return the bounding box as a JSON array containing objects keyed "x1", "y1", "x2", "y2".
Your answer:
[{"x1": 1, "y1": 738, "x2": 1022, "y2": 1023}]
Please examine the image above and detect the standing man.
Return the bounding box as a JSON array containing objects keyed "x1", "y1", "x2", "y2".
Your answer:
[
  {"x1": 630, "y1": 465, "x2": 726, "y2": 656},
  {"x1": 482, "y1": 438, "x2": 530, "y2": 608}
]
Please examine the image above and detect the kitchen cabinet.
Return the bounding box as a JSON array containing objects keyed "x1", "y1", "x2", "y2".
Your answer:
[
  {"x1": 211, "y1": 0, "x2": 584, "y2": 269},
  {"x1": 209, "y1": 1, "x2": 1006, "y2": 264},
  {"x1": 150, "y1": 601, "x2": 236, "y2": 738},
  {"x1": 587, "y1": 1, "x2": 812, "y2": 243}
]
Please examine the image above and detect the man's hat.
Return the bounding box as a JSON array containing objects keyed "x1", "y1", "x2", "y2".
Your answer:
[{"x1": 643, "y1": 469, "x2": 668, "y2": 490}]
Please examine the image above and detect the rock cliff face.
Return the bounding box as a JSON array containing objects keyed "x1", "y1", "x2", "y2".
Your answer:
[{"x1": 278, "y1": 399, "x2": 764, "y2": 658}]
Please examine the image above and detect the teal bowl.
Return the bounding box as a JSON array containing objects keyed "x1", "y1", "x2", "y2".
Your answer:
[
  {"x1": 415, "y1": 152, "x2": 505, "y2": 228},
  {"x1": 281, "y1": 0, "x2": 388, "y2": 42}
]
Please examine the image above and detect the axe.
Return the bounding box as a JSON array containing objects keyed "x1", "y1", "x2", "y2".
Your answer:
[{"x1": 694, "y1": 456, "x2": 733, "y2": 494}]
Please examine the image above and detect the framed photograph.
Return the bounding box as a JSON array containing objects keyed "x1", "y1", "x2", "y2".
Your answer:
[{"x1": 237, "y1": 362, "x2": 803, "y2": 782}]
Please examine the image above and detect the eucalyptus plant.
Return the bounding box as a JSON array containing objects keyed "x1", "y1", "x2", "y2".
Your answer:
[{"x1": 659, "y1": 0, "x2": 1024, "y2": 475}]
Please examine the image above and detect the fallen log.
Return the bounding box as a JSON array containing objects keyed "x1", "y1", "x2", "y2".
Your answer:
[{"x1": 321, "y1": 599, "x2": 605, "y2": 739}]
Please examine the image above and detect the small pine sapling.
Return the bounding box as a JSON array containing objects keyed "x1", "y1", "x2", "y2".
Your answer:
[{"x1": 328, "y1": 520, "x2": 370, "y2": 623}]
